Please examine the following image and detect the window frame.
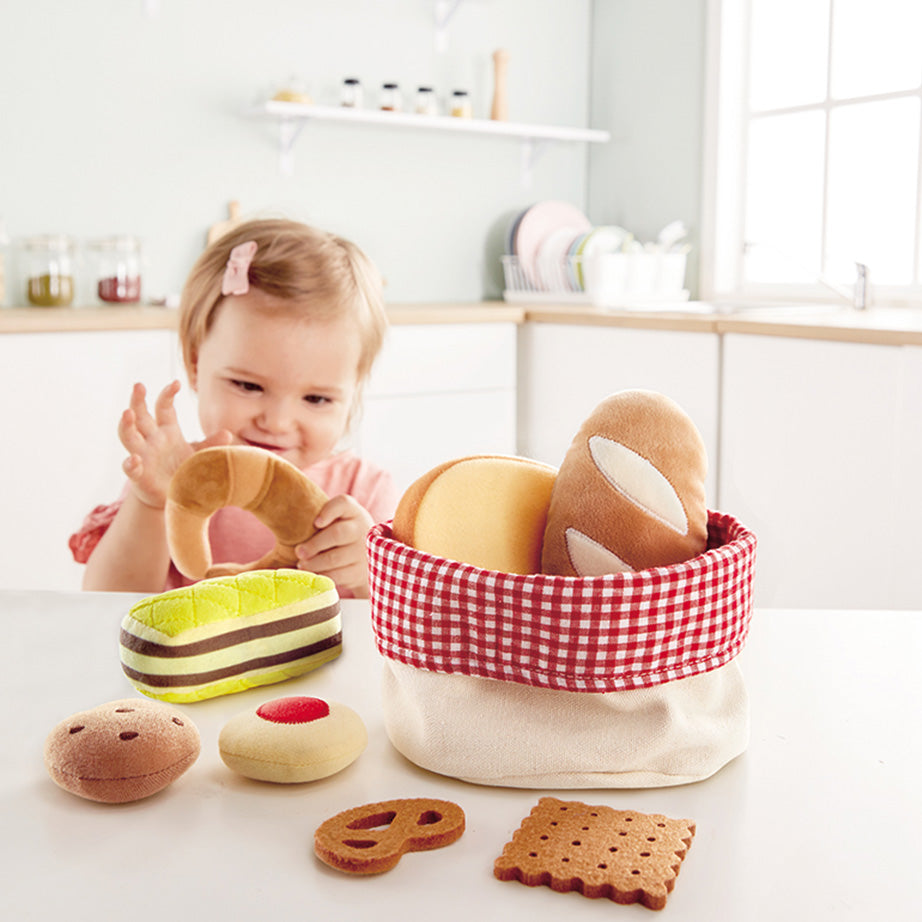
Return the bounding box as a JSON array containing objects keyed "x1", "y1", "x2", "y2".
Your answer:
[{"x1": 700, "y1": 0, "x2": 922, "y2": 308}]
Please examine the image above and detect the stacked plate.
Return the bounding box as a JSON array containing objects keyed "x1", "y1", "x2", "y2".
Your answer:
[
  {"x1": 503, "y1": 202, "x2": 690, "y2": 307},
  {"x1": 505, "y1": 202, "x2": 631, "y2": 293}
]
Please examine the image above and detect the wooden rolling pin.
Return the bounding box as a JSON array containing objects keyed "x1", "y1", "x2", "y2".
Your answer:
[
  {"x1": 491, "y1": 49, "x2": 509, "y2": 121},
  {"x1": 207, "y1": 200, "x2": 242, "y2": 246}
]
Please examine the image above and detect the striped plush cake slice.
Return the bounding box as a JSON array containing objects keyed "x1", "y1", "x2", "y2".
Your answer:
[{"x1": 120, "y1": 570, "x2": 342, "y2": 703}]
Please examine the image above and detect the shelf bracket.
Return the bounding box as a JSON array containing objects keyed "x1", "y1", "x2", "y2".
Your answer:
[
  {"x1": 520, "y1": 138, "x2": 547, "y2": 190},
  {"x1": 434, "y1": 0, "x2": 464, "y2": 52},
  {"x1": 278, "y1": 118, "x2": 307, "y2": 175}
]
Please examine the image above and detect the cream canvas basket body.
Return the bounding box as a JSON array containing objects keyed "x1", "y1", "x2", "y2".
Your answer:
[{"x1": 368, "y1": 511, "x2": 756, "y2": 789}]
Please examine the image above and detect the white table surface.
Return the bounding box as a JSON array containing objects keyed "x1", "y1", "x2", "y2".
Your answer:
[{"x1": 3, "y1": 590, "x2": 920, "y2": 920}]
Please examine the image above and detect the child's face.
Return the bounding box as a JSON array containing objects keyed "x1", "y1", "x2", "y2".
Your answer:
[{"x1": 190, "y1": 292, "x2": 362, "y2": 470}]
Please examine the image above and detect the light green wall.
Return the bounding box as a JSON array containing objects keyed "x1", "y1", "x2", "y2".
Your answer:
[
  {"x1": 589, "y1": 0, "x2": 707, "y2": 296},
  {"x1": 1, "y1": 1, "x2": 707, "y2": 302}
]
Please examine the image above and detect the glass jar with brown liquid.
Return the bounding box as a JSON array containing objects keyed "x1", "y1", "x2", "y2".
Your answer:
[{"x1": 22, "y1": 235, "x2": 76, "y2": 307}]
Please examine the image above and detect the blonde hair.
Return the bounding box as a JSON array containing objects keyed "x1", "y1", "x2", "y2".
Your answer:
[{"x1": 179, "y1": 219, "x2": 387, "y2": 395}]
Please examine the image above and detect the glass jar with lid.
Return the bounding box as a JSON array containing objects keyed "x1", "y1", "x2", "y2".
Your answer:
[
  {"x1": 415, "y1": 86, "x2": 438, "y2": 116},
  {"x1": 341, "y1": 77, "x2": 363, "y2": 108},
  {"x1": 20, "y1": 235, "x2": 76, "y2": 307},
  {"x1": 451, "y1": 89, "x2": 473, "y2": 118},
  {"x1": 88, "y1": 235, "x2": 143, "y2": 304},
  {"x1": 380, "y1": 82, "x2": 402, "y2": 112}
]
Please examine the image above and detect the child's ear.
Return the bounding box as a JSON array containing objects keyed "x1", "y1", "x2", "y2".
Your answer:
[{"x1": 187, "y1": 355, "x2": 199, "y2": 391}]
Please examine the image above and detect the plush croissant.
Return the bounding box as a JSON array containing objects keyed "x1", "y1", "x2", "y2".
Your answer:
[
  {"x1": 166, "y1": 445, "x2": 328, "y2": 580},
  {"x1": 541, "y1": 390, "x2": 709, "y2": 576}
]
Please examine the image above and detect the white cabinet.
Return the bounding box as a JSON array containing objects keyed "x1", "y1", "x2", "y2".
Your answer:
[
  {"x1": 0, "y1": 322, "x2": 517, "y2": 589},
  {"x1": 894, "y1": 345, "x2": 922, "y2": 606},
  {"x1": 720, "y1": 334, "x2": 922, "y2": 610},
  {"x1": 356, "y1": 323, "x2": 517, "y2": 494},
  {"x1": 517, "y1": 323, "x2": 721, "y2": 502},
  {"x1": 0, "y1": 330, "x2": 181, "y2": 591},
  {"x1": 5, "y1": 317, "x2": 919, "y2": 610}
]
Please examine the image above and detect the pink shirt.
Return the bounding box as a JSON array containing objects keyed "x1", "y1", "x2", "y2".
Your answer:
[{"x1": 69, "y1": 450, "x2": 398, "y2": 592}]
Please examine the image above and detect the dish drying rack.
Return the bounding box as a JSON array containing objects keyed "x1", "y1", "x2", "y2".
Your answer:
[{"x1": 501, "y1": 252, "x2": 689, "y2": 309}]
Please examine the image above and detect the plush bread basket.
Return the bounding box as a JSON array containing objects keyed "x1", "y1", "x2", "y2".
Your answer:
[{"x1": 368, "y1": 510, "x2": 756, "y2": 789}]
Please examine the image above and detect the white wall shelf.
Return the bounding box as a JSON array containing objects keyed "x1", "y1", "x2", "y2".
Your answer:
[{"x1": 254, "y1": 100, "x2": 610, "y2": 185}]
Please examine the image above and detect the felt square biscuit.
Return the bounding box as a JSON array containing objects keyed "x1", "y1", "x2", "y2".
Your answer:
[{"x1": 494, "y1": 797, "x2": 695, "y2": 910}]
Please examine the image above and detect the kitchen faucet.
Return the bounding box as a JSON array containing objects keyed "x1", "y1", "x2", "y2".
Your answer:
[
  {"x1": 814, "y1": 261, "x2": 870, "y2": 310},
  {"x1": 853, "y1": 263, "x2": 869, "y2": 310},
  {"x1": 745, "y1": 241, "x2": 871, "y2": 309}
]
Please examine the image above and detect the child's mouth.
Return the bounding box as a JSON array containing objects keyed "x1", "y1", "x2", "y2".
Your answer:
[{"x1": 242, "y1": 438, "x2": 285, "y2": 453}]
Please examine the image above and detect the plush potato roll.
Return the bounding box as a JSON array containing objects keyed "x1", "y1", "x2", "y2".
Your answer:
[{"x1": 44, "y1": 698, "x2": 200, "y2": 803}]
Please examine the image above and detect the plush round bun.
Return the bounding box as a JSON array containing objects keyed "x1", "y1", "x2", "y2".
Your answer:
[
  {"x1": 542, "y1": 390, "x2": 708, "y2": 576},
  {"x1": 218, "y1": 696, "x2": 367, "y2": 783},
  {"x1": 392, "y1": 455, "x2": 557, "y2": 574},
  {"x1": 44, "y1": 698, "x2": 200, "y2": 803}
]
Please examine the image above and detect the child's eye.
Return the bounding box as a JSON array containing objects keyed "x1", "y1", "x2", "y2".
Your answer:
[
  {"x1": 231, "y1": 379, "x2": 262, "y2": 393},
  {"x1": 303, "y1": 394, "x2": 332, "y2": 406}
]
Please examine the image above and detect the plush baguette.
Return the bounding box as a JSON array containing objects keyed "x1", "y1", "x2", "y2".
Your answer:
[
  {"x1": 120, "y1": 569, "x2": 341, "y2": 703},
  {"x1": 541, "y1": 390, "x2": 708, "y2": 576},
  {"x1": 392, "y1": 455, "x2": 557, "y2": 574}
]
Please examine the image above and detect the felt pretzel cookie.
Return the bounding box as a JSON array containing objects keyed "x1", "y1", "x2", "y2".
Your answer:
[
  {"x1": 314, "y1": 798, "x2": 466, "y2": 874},
  {"x1": 166, "y1": 445, "x2": 328, "y2": 580}
]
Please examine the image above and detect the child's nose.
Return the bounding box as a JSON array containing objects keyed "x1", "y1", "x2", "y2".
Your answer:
[{"x1": 258, "y1": 397, "x2": 295, "y2": 432}]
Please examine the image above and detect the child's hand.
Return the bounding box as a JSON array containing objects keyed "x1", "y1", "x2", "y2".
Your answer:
[
  {"x1": 118, "y1": 381, "x2": 230, "y2": 510},
  {"x1": 295, "y1": 495, "x2": 375, "y2": 598}
]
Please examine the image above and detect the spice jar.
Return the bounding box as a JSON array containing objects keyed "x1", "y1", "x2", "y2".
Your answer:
[
  {"x1": 341, "y1": 77, "x2": 363, "y2": 108},
  {"x1": 21, "y1": 235, "x2": 76, "y2": 307},
  {"x1": 88, "y1": 236, "x2": 143, "y2": 304},
  {"x1": 451, "y1": 89, "x2": 473, "y2": 118},
  {"x1": 380, "y1": 82, "x2": 401, "y2": 112},
  {"x1": 415, "y1": 86, "x2": 438, "y2": 116}
]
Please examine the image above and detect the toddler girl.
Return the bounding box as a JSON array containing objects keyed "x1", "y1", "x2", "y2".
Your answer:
[{"x1": 70, "y1": 218, "x2": 396, "y2": 598}]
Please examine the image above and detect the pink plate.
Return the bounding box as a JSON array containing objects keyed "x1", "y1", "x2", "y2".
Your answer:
[{"x1": 513, "y1": 201, "x2": 591, "y2": 288}]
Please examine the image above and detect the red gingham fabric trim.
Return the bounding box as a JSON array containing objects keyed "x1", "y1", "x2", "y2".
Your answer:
[{"x1": 367, "y1": 511, "x2": 756, "y2": 693}]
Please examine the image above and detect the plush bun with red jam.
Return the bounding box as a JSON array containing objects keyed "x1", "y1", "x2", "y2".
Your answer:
[{"x1": 218, "y1": 695, "x2": 367, "y2": 783}]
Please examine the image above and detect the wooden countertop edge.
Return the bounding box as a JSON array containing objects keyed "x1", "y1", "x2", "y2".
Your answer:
[
  {"x1": 0, "y1": 303, "x2": 526, "y2": 333},
  {"x1": 0, "y1": 306, "x2": 180, "y2": 333},
  {"x1": 715, "y1": 317, "x2": 922, "y2": 346},
  {"x1": 2, "y1": 302, "x2": 921, "y2": 346},
  {"x1": 384, "y1": 303, "x2": 526, "y2": 324}
]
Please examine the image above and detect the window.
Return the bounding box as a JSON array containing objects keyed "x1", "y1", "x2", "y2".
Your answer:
[{"x1": 702, "y1": 0, "x2": 922, "y2": 307}]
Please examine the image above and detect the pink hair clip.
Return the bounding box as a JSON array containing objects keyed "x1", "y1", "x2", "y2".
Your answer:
[{"x1": 221, "y1": 240, "x2": 258, "y2": 296}]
